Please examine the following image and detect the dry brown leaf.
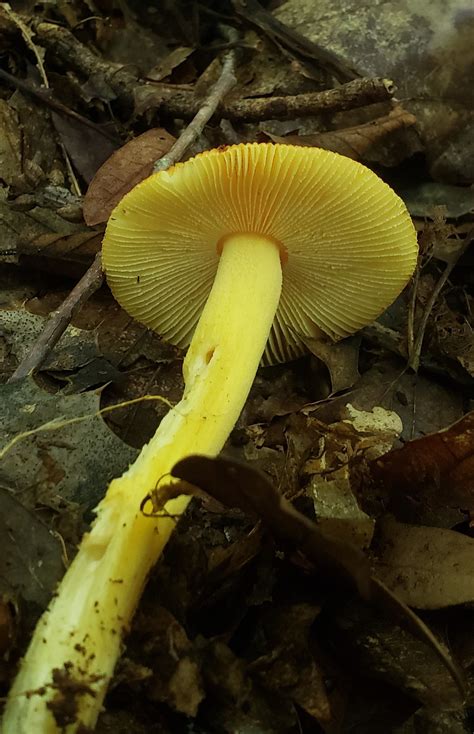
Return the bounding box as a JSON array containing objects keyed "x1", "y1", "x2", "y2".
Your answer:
[
  {"x1": 136, "y1": 606, "x2": 204, "y2": 716},
  {"x1": 0, "y1": 193, "x2": 103, "y2": 276},
  {"x1": 432, "y1": 301, "x2": 474, "y2": 378},
  {"x1": 199, "y1": 638, "x2": 298, "y2": 731},
  {"x1": 373, "y1": 518, "x2": 474, "y2": 609},
  {"x1": 264, "y1": 106, "x2": 417, "y2": 159},
  {"x1": 310, "y1": 467, "x2": 375, "y2": 550},
  {"x1": 370, "y1": 411, "x2": 474, "y2": 517},
  {"x1": 83, "y1": 128, "x2": 175, "y2": 226},
  {"x1": 0, "y1": 489, "x2": 64, "y2": 625},
  {"x1": 299, "y1": 332, "x2": 360, "y2": 392},
  {"x1": 332, "y1": 594, "x2": 464, "y2": 710}
]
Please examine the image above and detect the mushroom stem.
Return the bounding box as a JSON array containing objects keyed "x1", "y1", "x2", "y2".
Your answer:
[{"x1": 3, "y1": 234, "x2": 282, "y2": 733}]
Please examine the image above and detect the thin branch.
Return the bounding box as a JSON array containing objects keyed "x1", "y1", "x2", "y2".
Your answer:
[
  {"x1": 57, "y1": 138, "x2": 83, "y2": 197},
  {"x1": 8, "y1": 253, "x2": 104, "y2": 382},
  {"x1": 154, "y1": 34, "x2": 237, "y2": 172},
  {"x1": 1, "y1": 3, "x2": 49, "y2": 87},
  {"x1": 160, "y1": 76, "x2": 394, "y2": 122},
  {"x1": 32, "y1": 20, "x2": 140, "y2": 95},
  {"x1": 408, "y1": 235, "x2": 472, "y2": 372},
  {"x1": 0, "y1": 68, "x2": 120, "y2": 144}
]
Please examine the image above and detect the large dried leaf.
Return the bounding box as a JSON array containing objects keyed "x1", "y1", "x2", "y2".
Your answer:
[
  {"x1": 0, "y1": 100, "x2": 21, "y2": 186},
  {"x1": 131, "y1": 606, "x2": 204, "y2": 716},
  {"x1": 198, "y1": 638, "x2": 298, "y2": 733},
  {"x1": 331, "y1": 597, "x2": 464, "y2": 709},
  {"x1": 0, "y1": 94, "x2": 63, "y2": 194},
  {"x1": 248, "y1": 603, "x2": 331, "y2": 723},
  {"x1": 0, "y1": 309, "x2": 99, "y2": 373},
  {"x1": 373, "y1": 518, "x2": 474, "y2": 609},
  {"x1": 83, "y1": 128, "x2": 175, "y2": 225},
  {"x1": 400, "y1": 182, "x2": 474, "y2": 218},
  {"x1": 0, "y1": 377, "x2": 137, "y2": 509},
  {"x1": 0, "y1": 191, "x2": 97, "y2": 272},
  {"x1": 310, "y1": 359, "x2": 464, "y2": 446},
  {"x1": 432, "y1": 301, "x2": 474, "y2": 379},
  {"x1": 370, "y1": 411, "x2": 474, "y2": 519},
  {"x1": 310, "y1": 467, "x2": 375, "y2": 550}
]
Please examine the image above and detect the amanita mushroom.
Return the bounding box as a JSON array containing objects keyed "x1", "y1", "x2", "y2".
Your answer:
[{"x1": 3, "y1": 143, "x2": 417, "y2": 733}]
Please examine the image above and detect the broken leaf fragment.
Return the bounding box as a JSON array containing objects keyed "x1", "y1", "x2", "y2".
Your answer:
[
  {"x1": 303, "y1": 404, "x2": 402, "y2": 548},
  {"x1": 248, "y1": 603, "x2": 331, "y2": 723},
  {"x1": 330, "y1": 595, "x2": 464, "y2": 710},
  {"x1": 310, "y1": 467, "x2": 375, "y2": 550},
  {"x1": 299, "y1": 332, "x2": 361, "y2": 393}
]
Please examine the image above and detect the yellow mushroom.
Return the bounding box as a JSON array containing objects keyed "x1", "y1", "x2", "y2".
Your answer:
[{"x1": 3, "y1": 143, "x2": 418, "y2": 733}]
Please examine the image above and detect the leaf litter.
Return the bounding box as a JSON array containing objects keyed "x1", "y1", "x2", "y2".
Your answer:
[{"x1": 0, "y1": 0, "x2": 473, "y2": 732}]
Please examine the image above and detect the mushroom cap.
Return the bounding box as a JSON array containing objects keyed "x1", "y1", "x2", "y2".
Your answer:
[{"x1": 102, "y1": 142, "x2": 418, "y2": 365}]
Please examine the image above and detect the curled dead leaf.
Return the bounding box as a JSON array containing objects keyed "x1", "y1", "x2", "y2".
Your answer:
[{"x1": 298, "y1": 332, "x2": 360, "y2": 393}]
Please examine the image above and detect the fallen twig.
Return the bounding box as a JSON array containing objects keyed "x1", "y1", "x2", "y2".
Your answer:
[
  {"x1": 408, "y1": 235, "x2": 472, "y2": 372},
  {"x1": 31, "y1": 21, "x2": 393, "y2": 122},
  {"x1": 154, "y1": 30, "x2": 237, "y2": 172},
  {"x1": 32, "y1": 20, "x2": 139, "y2": 100},
  {"x1": 161, "y1": 76, "x2": 395, "y2": 122},
  {"x1": 8, "y1": 253, "x2": 104, "y2": 382},
  {"x1": 0, "y1": 68, "x2": 120, "y2": 144},
  {"x1": 1, "y1": 3, "x2": 49, "y2": 87}
]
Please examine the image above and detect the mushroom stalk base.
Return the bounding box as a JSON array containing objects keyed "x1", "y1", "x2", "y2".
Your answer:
[{"x1": 3, "y1": 234, "x2": 283, "y2": 733}]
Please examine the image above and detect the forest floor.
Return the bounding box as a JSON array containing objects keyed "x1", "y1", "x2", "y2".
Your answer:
[{"x1": 0, "y1": 1, "x2": 473, "y2": 732}]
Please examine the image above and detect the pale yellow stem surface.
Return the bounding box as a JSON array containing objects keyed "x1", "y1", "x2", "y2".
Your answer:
[{"x1": 3, "y1": 234, "x2": 282, "y2": 733}]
